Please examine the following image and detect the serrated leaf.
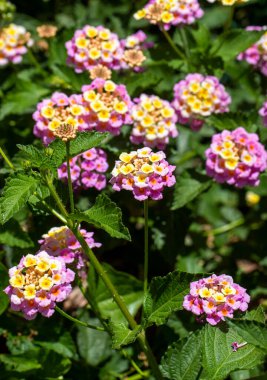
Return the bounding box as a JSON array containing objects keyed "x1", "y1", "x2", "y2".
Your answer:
[
  {"x1": 92, "y1": 263, "x2": 143, "y2": 323},
  {"x1": 227, "y1": 320, "x2": 267, "y2": 352},
  {"x1": 0, "y1": 220, "x2": 33, "y2": 248},
  {"x1": 109, "y1": 323, "x2": 142, "y2": 349},
  {"x1": 0, "y1": 174, "x2": 38, "y2": 224},
  {"x1": 244, "y1": 306, "x2": 265, "y2": 324},
  {"x1": 160, "y1": 331, "x2": 202, "y2": 380},
  {"x1": 0, "y1": 263, "x2": 10, "y2": 315},
  {"x1": 16, "y1": 144, "x2": 49, "y2": 168},
  {"x1": 172, "y1": 177, "x2": 212, "y2": 210},
  {"x1": 143, "y1": 271, "x2": 204, "y2": 327},
  {"x1": 0, "y1": 355, "x2": 42, "y2": 372},
  {"x1": 49, "y1": 131, "x2": 109, "y2": 167},
  {"x1": 211, "y1": 29, "x2": 264, "y2": 62},
  {"x1": 201, "y1": 324, "x2": 265, "y2": 380},
  {"x1": 71, "y1": 194, "x2": 131, "y2": 241}
]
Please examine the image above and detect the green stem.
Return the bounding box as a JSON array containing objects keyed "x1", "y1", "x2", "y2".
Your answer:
[
  {"x1": 34, "y1": 193, "x2": 67, "y2": 224},
  {"x1": 0, "y1": 145, "x2": 14, "y2": 170},
  {"x1": 160, "y1": 26, "x2": 186, "y2": 60},
  {"x1": 126, "y1": 370, "x2": 150, "y2": 380},
  {"x1": 205, "y1": 218, "x2": 245, "y2": 236},
  {"x1": 143, "y1": 199, "x2": 149, "y2": 295},
  {"x1": 55, "y1": 306, "x2": 105, "y2": 331},
  {"x1": 66, "y1": 141, "x2": 75, "y2": 213},
  {"x1": 45, "y1": 177, "x2": 163, "y2": 380},
  {"x1": 179, "y1": 28, "x2": 191, "y2": 70},
  {"x1": 121, "y1": 349, "x2": 149, "y2": 378},
  {"x1": 45, "y1": 175, "x2": 69, "y2": 221},
  {"x1": 224, "y1": 6, "x2": 235, "y2": 31}
]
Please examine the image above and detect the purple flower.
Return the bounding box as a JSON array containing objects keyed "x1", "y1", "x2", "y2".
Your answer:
[
  {"x1": 183, "y1": 274, "x2": 250, "y2": 326},
  {"x1": 205, "y1": 127, "x2": 267, "y2": 187},
  {"x1": 259, "y1": 100, "x2": 267, "y2": 127},
  {"x1": 58, "y1": 148, "x2": 109, "y2": 191}
]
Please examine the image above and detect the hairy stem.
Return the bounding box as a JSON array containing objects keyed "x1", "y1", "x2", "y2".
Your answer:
[
  {"x1": 143, "y1": 199, "x2": 149, "y2": 294},
  {"x1": 34, "y1": 192, "x2": 67, "y2": 224},
  {"x1": 205, "y1": 218, "x2": 245, "y2": 236},
  {"x1": 45, "y1": 175, "x2": 69, "y2": 221},
  {"x1": 0, "y1": 145, "x2": 14, "y2": 170},
  {"x1": 160, "y1": 26, "x2": 186, "y2": 61},
  {"x1": 66, "y1": 141, "x2": 75, "y2": 213},
  {"x1": 55, "y1": 306, "x2": 105, "y2": 331}
]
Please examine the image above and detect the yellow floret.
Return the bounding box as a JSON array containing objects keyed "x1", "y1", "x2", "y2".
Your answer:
[
  {"x1": 141, "y1": 163, "x2": 154, "y2": 174},
  {"x1": 114, "y1": 101, "x2": 128, "y2": 114},
  {"x1": 24, "y1": 284, "x2": 36, "y2": 300},
  {"x1": 39, "y1": 276, "x2": 53, "y2": 291},
  {"x1": 98, "y1": 109, "x2": 110, "y2": 122},
  {"x1": 104, "y1": 80, "x2": 116, "y2": 92},
  {"x1": 36, "y1": 260, "x2": 50, "y2": 273},
  {"x1": 48, "y1": 118, "x2": 61, "y2": 131},
  {"x1": 41, "y1": 106, "x2": 55, "y2": 119},
  {"x1": 246, "y1": 191, "x2": 260, "y2": 206},
  {"x1": 24, "y1": 254, "x2": 37, "y2": 268},
  {"x1": 213, "y1": 292, "x2": 226, "y2": 303},
  {"x1": 91, "y1": 100, "x2": 104, "y2": 112},
  {"x1": 120, "y1": 164, "x2": 135, "y2": 175},
  {"x1": 10, "y1": 274, "x2": 25, "y2": 288},
  {"x1": 141, "y1": 115, "x2": 153, "y2": 127},
  {"x1": 119, "y1": 152, "x2": 133, "y2": 163},
  {"x1": 83, "y1": 90, "x2": 98, "y2": 102},
  {"x1": 225, "y1": 158, "x2": 238, "y2": 170},
  {"x1": 134, "y1": 9, "x2": 146, "y2": 20},
  {"x1": 161, "y1": 107, "x2": 174, "y2": 118},
  {"x1": 99, "y1": 29, "x2": 111, "y2": 40},
  {"x1": 70, "y1": 105, "x2": 84, "y2": 116},
  {"x1": 222, "y1": 286, "x2": 236, "y2": 296},
  {"x1": 75, "y1": 37, "x2": 88, "y2": 49},
  {"x1": 86, "y1": 27, "x2": 98, "y2": 38},
  {"x1": 89, "y1": 47, "x2": 101, "y2": 60},
  {"x1": 161, "y1": 11, "x2": 174, "y2": 23},
  {"x1": 199, "y1": 287, "x2": 213, "y2": 298}
]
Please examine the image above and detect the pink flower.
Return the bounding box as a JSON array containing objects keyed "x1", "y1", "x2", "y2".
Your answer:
[
  {"x1": 4, "y1": 251, "x2": 75, "y2": 320},
  {"x1": 33, "y1": 92, "x2": 87, "y2": 145},
  {"x1": 65, "y1": 25, "x2": 123, "y2": 73},
  {"x1": 238, "y1": 27, "x2": 267, "y2": 76},
  {"x1": 81, "y1": 79, "x2": 133, "y2": 135},
  {"x1": 205, "y1": 127, "x2": 267, "y2": 187},
  {"x1": 172, "y1": 73, "x2": 231, "y2": 130},
  {"x1": 259, "y1": 100, "x2": 267, "y2": 127},
  {"x1": 58, "y1": 148, "x2": 109, "y2": 191},
  {"x1": 134, "y1": 0, "x2": 203, "y2": 30},
  {"x1": 110, "y1": 148, "x2": 176, "y2": 201},
  {"x1": 183, "y1": 274, "x2": 250, "y2": 326},
  {"x1": 0, "y1": 24, "x2": 33, "y2": 66},
  {"x1": 130, "y1": 94, "x2": 178, "y2": 149},
  {"x1": 38, "y1": 226, "x2": 101, "y2": 278}
]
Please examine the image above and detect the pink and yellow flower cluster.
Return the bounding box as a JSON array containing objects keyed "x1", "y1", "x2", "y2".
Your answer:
[
  {"x1": 81, "y1": 79, "x2": 132, "y2": 135},
  {"x1": 38, "y1": 226, "x2": 101, "y2": 278},
  {"x1": 33, "y1": 92, "x2": 87, "y2": 145},
  {"x1": 172, "y1": 73, "x2": 231, "y2": 130},
  {"x1": 110, "y1": 147, "x2": 176, "y2": 201},
  {"x1": 4, "y1": 251, "x2": 75, "y2": 320},
  {"x1": 0, "y1": 23, "x2": 33, "y2": 65},
  {"x1": 205, "y1": 127, "x2": 267, "y2": 187},
  {"x1": 134, "y1": 0, "x2": 203, "y2": 30},
  {"x1": 120, "y1": 31, "x2": 152, "y2": 72},
  {"x1": 130, "y1": 94, "x2": 178, "y2": 149},
  {"x1": 238, "y1": 27, "x2": 267, "y2": 76},
  {"x1": 183, "y1": 274, "x2": 250, "y2": 325},
  {"x1": 58, "y1": 148, "x2": 109, "y2": 191}
]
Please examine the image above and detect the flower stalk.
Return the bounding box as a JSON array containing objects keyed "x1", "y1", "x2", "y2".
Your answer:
[
  {"x1": 143, "y1": 199, "x2": 149, "y2": 294},
  {"x1": 65, "y1": 141, "x2": 75, "y2": 213}
]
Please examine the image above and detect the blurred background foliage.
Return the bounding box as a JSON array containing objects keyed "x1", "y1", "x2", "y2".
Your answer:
[{"x1": 0, "y1": 0, "x2": 267, "y2": 379}]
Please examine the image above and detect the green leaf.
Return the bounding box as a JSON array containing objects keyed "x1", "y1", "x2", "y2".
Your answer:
[
  {"x1": 0, "y1": 263, "x2": 10, "y2": 315},
  {"x1": 143, "y1": 271, "x2": 204, "y2": 327},
  {"x1": 0, "y1": 174, "x2": 38, "y2": 224},
  {"x1": 191, "y1": 23, "x2": 211, "y2": 52},
  {"x1": 16, "y1": 144, "x2": 49, "y2": 169},
  {"x1": 49, "y1": 131, "x2": 109, "y2": 168},
  {"x1": 244, "y1": 306, "x2": 265, "y2": 324},
  {"x1": 72, "y1": 194, "x2": 131, "y2": 241},
  {"x1": 211, "y1": 29, "x2": 265, "y2": 62},
  {"x1": 77, "y1": 316, "x2": 113, "y2": 366},
  {"x1": 0, "y1": 221, "x2": 33, "y2": 248},
  {"x1": 92, "y1": 263, "x2": 143, "y2": 323},
  {"x1": 109, "y1": 323, "x2": 142, "y2": 349},
  {"x1": 35, "y1": 332, "x2": 77, "y2": 359},
  {"x1": 0, "y1": 293, "x2": 9, "y2": 316},
  {"x1": 227, "y1": 320, "x2": 267, "y2": 352},
  {"x1": 206, "y1": 112, "x2": 259, "y2": 132},
  {"x1": 172, "y1": 176, "x2": 212, "y2": 210},
  {"x1": 0, "y1": 355, "x2": 41, "y2": 373},
  {"x1": 201, "y1": 324, "x2": 265, "y2": 380},
  {"x1": 160, "y1": 331, "x2": 202, "y2": 380}
]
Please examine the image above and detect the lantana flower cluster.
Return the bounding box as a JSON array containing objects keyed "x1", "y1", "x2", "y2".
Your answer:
[
  {"x1": 172, "y1": 74, "x2": 231, "y2": 131},
  {"x1": 4, "y1": 251, "x2": 75, "y2": 320},
  {"x1": 259, "y1": 100, "x2": 267, "y2": 127},
  {"x1": 134, "y1": 0, "x2": 204, "y2": 30},
  {"x1": 120, "y1": 31, "x2": 152, "y2": 72},
  {"x1": 39, "y1": 226, "x2": 101, "y2": 278},
  {"x1": 33, "y1": 92, "x2": 87, "y2": 145},
  {"x1": 66, "y1": 25, "x2": 123, "y2": 74},
  {"x1": 58, "y1": 148, "x2": 109, "y2": 191},
  {"x1": 205, "y1": 0, "x2": 249, "y2": 6},
  {"x1": 81, "y1": 79, "x2": 132, "y2": 135},
  {"x1": 238, "y1": 27, "x2": 267, "y2": 76},
  {"x1": 110, "y1": 147, "x2": 176, "y2": 201},
  {"x1": 205, "y1": 127, "x2": 267, "y2": 187},
  {"x1": 130, "y1": 94, "x2": 178, "y2": 149},
  {"x1": 183, "y1": 274, "x2": 250, "y2": 325},
  {"x1": 0, "y1": 24, "x2": 33, "y2": 66}
]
